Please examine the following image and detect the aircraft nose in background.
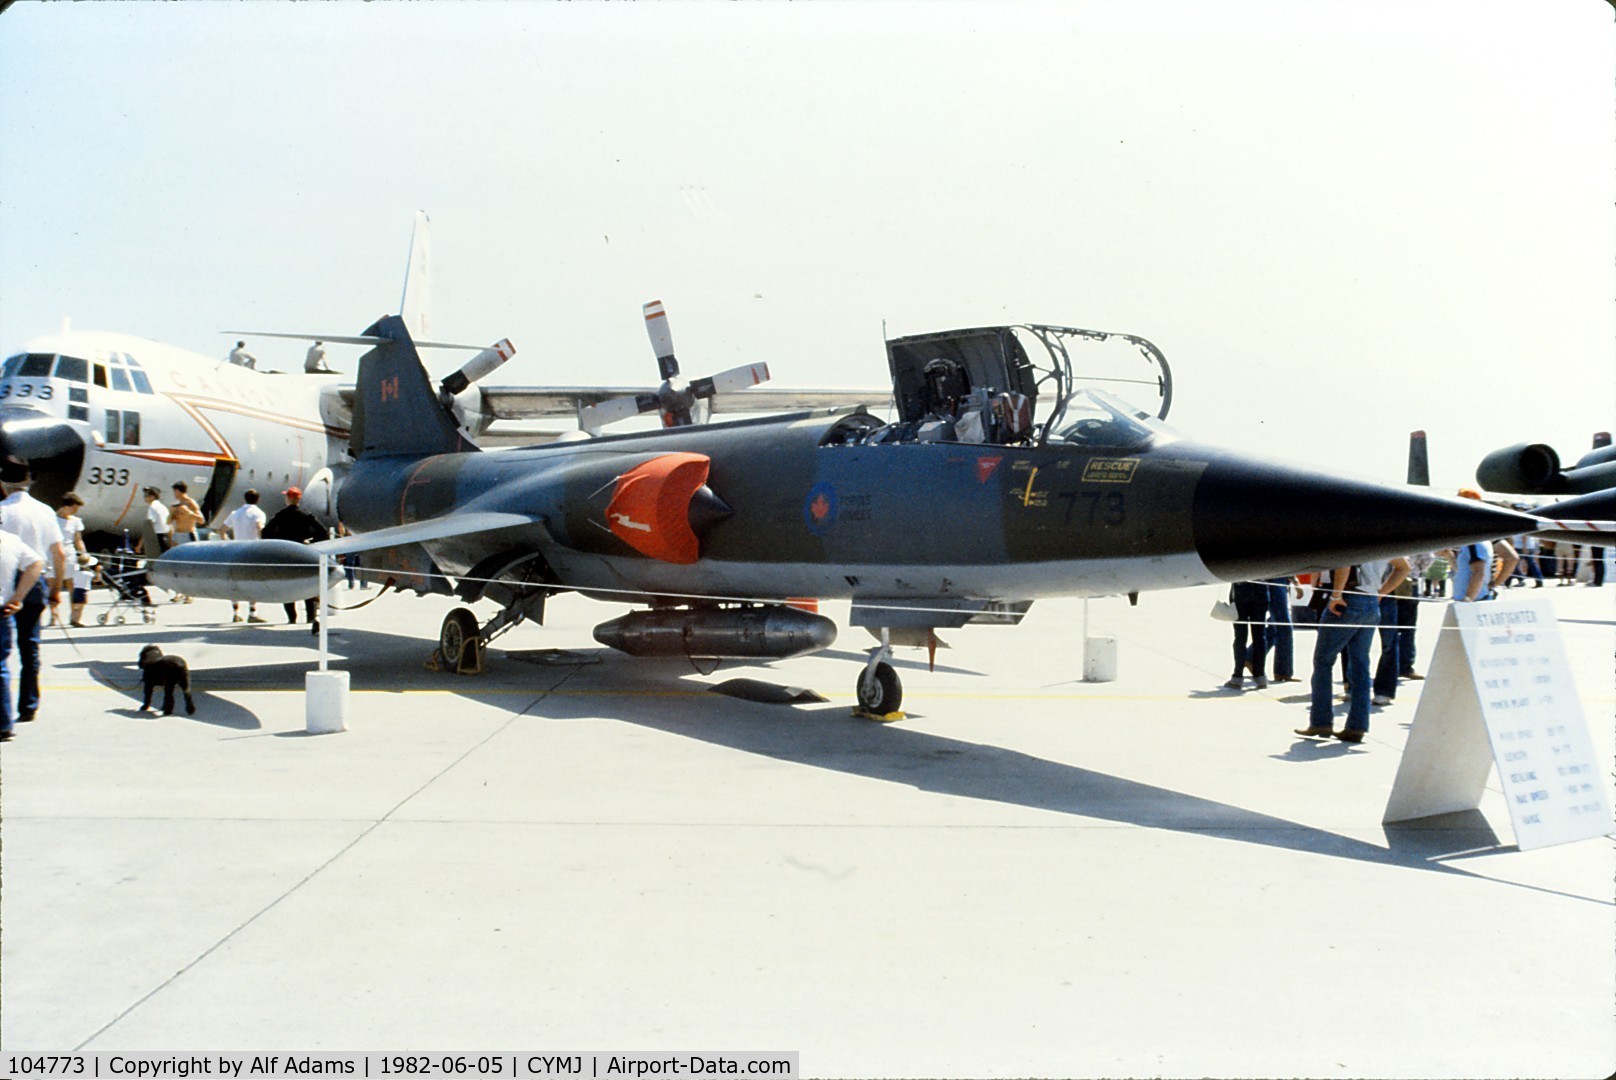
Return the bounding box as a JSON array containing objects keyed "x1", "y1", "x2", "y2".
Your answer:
[
  {"x1": 0, "y1": 411, "x2": 92, "y2": 506},
  {"x1": 1190, "y1": 451, "x2": 1540, "y2": 582}
]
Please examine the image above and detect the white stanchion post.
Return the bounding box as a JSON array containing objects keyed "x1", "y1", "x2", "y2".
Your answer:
[
  {"x1": 318, "y1": 552, "x2": 328, "y2": 669},
  {"x1": 306, "y1": 553, "x2": 348, "y2": 733},
  {"x1": 1082, "y1": 598, "x2": 1117, "y2": 682}
]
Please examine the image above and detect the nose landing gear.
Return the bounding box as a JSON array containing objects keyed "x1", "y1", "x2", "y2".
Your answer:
[{"x1": 855, "y1": 628, "x2": 904, "y2": 718}]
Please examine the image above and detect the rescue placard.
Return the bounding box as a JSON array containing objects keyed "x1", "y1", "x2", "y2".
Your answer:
[{"x1": 1081, "y1": 458, "x2": 1138, "y2": 483}]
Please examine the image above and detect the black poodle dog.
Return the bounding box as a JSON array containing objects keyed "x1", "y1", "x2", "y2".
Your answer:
[{"x1": 138, "y1": 645, "x2": 196, "y2": 715}]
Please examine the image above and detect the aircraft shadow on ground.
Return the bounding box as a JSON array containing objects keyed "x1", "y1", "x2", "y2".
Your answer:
[{"x1": 45, "y1": 624, "x2": 1570, "y2": 886}]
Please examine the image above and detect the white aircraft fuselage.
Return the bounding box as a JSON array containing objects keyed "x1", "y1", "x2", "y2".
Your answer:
[{"x1": 1, "y1": 330, "x2": 351, "y2": 542}]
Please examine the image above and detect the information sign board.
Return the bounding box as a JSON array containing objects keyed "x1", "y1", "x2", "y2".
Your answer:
[{"x1": 1383, "y1": 595, "x2": 1613, "y2": 851}]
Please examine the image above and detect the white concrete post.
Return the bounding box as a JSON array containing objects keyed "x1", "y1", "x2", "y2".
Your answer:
[{"x1": 305, "y1": 553, "x2": 348, "y2": 733}]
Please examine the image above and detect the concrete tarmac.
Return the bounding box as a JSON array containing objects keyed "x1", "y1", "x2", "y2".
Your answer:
[{"x1": 2, "y1": 578, "x2": 1612, "y2": 1077}]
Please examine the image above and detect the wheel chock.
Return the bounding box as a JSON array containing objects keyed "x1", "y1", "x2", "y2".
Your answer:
[{"x1": 851, "y1": 707, "x2": 906, "y2": 722}]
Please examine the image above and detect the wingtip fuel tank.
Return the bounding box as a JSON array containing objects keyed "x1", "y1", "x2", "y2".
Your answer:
[{"x1": 150, "y1": 540, "x2": 341, "y2": 604}]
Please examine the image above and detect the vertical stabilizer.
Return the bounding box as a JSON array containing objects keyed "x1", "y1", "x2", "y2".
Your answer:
[
  {"x1": 1407, "y1": 430, "x2": 1430, "y2": 486},
  {"x1": 400, "y1": 210, "x2": 432, "y2": 341},
  {"x1": 349, "y1": 314, "x2": 476, "y2": 459}
]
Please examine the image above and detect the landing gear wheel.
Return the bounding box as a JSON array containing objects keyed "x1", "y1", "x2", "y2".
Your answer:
[
  {"x1": 439, "y1": 607, "x2": 483, "y2": 674},
  {"x1": 856, "y1": 661, "x2": 902, "y2": 715},
  {"x1": 98, "y1": 612, "x2": 110, "y2": 626}
]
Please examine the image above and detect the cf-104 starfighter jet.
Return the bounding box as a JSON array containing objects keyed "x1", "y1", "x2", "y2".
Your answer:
[{"x1": 155, "y1": 307, "x2": 1536, "y2": 713}]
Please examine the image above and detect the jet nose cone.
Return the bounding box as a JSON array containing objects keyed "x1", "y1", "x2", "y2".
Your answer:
[{"x1": 1192, "y1": 451, "x2": 1539, "y2": 582}]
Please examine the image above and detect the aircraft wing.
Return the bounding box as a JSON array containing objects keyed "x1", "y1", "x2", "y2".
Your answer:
[
  {"x1": 333, "y1": 384, "x2": 886, "y2": 422},
  {"x1": 706, "y1": 386, "x2": 889, "y2": 414},
  {"x1": 314, "y1": 511, "x2": 542, "y2": 556},
  {"x1": 478, "y1": 385, "x2": 886, "y2": 420}
]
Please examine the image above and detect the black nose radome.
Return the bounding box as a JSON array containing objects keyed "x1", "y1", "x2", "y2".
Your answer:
[{"x1": 1193, "y1": 452, "x2": 1539, "y2": 582}]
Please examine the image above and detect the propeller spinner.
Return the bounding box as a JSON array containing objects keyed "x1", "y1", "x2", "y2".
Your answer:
[{"x1": 578, "y1": 301, "x2": 769, "y2": 432}]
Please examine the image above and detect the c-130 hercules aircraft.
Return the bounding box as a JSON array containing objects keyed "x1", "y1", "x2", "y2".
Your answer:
[{"x1": 155, "y1": 304, "x2": 1535, "y2": 713}]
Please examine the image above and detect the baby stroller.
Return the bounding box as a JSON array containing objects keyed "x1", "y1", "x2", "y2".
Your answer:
[{"x1": 98, "y1": 541, "x2": 158, "y2": 625}]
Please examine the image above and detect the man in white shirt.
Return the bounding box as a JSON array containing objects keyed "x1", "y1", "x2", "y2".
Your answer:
[
  {"x1": 0, "y1": 530, "x2": 44, "y2": 741},
  {"x1": 1, "y1": 467, "x2": 67, "y2": 726},
  {"x1": 228, "y1": 341, "x2": 258, "y2": 369},
  {"x1": 55, "y1": 492, "x2": 89, "y2": 626},
  {"x1": 142, "y1": 486, "x2": 172, "y2": 555},
  {"x1": 221, "y1": 489, "x2": 269, "y2": 623}
]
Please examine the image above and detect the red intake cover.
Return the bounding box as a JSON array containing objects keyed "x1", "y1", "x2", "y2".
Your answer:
[{"x1": 605, "y1": 453, "x2": 711, "y2": 564}]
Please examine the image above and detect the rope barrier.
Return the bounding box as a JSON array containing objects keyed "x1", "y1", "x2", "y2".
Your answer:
[{"x1": 108, "y1": 548, "x2": 1612, "y2": 633}]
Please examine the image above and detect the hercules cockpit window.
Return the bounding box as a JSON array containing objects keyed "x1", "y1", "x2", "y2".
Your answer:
[
  {"x1": 55, "y1": 355, "x2": 89, "y2": 383},
  {"x1": 17, "y1": 354, "x2": 52, "y2": 377}
]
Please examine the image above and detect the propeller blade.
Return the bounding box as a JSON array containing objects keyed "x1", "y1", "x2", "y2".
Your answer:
[
  {"x1": 643, "y1": 300, "x2": 679, "y2": 380},
  {"x1": 579, "y1": 392, "x2": 658, "y2": 434},
  {"x1": 440, "y1": 338, "x2": 516, "y2": 396},
  {"x1": 691, "y1": 362, "x2": 770, "y2": 400}
]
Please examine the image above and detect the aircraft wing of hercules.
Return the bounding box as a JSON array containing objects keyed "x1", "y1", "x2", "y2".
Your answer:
[{"x1": 335, "y1": 384, "x2": 884, "y2": 420}]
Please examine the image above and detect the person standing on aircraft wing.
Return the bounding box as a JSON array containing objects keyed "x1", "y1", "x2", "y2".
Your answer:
[
  {"x1": 262, "y1": 486, "x2": 327, "y2": 634},
  {"x1": 0, "y1": 530, "x2": 45, "y2": 743},
  {"x1": 220, "y1": 489, "x2": 268, "y2": 622},
  {"x1": 228, "y1": 341, "x2": 257, "y2": 369},
  {"x1": 304, "y1": 340, "x2": 334, "y2": 374},
  {"x1": 1, "y1": 463, "x2": 67, "y2": 728}
]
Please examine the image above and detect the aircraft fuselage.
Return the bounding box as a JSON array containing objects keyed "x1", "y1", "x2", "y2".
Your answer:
[
  {"x1": 340, "y1": 407, "x2": 1527, "y2": 605},
  {"x1": 1, "y1": 332, "x2": 350, "y2": 539}
]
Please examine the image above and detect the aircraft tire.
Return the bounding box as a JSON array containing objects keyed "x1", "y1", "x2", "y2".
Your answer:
[
  {"x1": 857, "y1": 661, "x2": 902, "y2": 715},
  {"x1": 440, "y1": 607, "x2": 481, "y2": 671}
]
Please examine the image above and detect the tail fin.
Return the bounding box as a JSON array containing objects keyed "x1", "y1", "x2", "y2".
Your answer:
[
  {"x1": 1406, "y1": 430, "x2": 1429, "y2": 486},
  {"x1": 349, "y1": 314, "x2": 477, "y2": 459},
  {"x1": 400, "y1": 210, "x2": 432, "y2": 341}
]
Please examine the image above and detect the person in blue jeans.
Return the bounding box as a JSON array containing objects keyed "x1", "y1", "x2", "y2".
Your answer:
[
  {"x1": 1253, "y1": 576, "x2": 1295, "y2": 682},
  {"x1": 1295, "y1": 565, "x2": 1381, "y2": 744},
  {"x1": 0, "y1": 530, "x2": 45, "y2": 743},
  {"x1": 1223, "y1": 580, "x2": 1269, "y2": 689},
  {"x1": 1369, "y1": 557, "x2": 1413, "y2": 706}
]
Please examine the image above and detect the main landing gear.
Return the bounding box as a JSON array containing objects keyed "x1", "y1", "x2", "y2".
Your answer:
[
  {"x1": 437, "y1": 607, "x2": 483, "y2": 674},
  {"x1": 856, "y1": 628, "x2": 903, "y2": 716},
  {"x1": 432, "y1": 588, "x2": 549, "y2": 675}
]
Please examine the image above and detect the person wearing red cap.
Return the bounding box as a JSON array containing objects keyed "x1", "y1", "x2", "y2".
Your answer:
[{"x1": 261, "y1": 487, "x2": 328, "y2": 633}]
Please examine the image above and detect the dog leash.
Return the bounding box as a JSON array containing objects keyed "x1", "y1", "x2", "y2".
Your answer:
[{"x1": 48, "y1": 618, "x2": 146, "y2": 692}]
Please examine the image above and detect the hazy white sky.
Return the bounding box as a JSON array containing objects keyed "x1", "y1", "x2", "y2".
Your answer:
[{"x1": 2, "y1": 0, "x2": 1611, "y2": 485}]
